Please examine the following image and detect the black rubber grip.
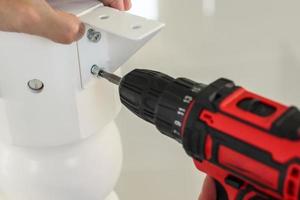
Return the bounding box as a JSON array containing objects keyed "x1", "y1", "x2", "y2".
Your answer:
[
  {"x1": 119, "y1": 69, "x2": 174, "y2": 124},
  {"x1": 119, "y1": 69, "x2": 206, "y2": 142}
]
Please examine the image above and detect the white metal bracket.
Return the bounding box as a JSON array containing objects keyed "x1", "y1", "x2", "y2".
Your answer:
[{"x1": 77, "y1": 5, "x2": 164, "y2": 87}]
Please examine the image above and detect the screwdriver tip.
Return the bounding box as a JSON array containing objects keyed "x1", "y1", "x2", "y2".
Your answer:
[{"x1": 91, "y1": 65, "x2": 121, "y2": 86}]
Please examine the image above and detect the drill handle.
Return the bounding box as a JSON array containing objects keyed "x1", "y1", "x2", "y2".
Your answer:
[
  {"x1": 213, "y1": 179, "x2": 269, "y2": 200},
  {"x1": 194, "y1": 158, "x2": 278, "y2": 200},
  {"x1": 214, "y1": 180, "x2": 229, "y2": 200}
]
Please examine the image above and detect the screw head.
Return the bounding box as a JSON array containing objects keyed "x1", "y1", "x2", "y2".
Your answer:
[
  {"x1": 87, "y1": 29, "x2": 101, "y2": 43},
  {"x1": 28, "y1": 79, "x2": 44, "y2": 93},
  {"x1": 91, "y1": 65, "x2": 101, "y2": 76}
]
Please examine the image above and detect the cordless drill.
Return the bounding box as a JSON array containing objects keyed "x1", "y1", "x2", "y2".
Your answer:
[{"x1": 92, "y1": 67, "x2": 300, "y2": 200}]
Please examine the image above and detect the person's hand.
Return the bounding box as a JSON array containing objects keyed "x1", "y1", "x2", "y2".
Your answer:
[
  {"x1": 199, "y1": 176, "x2": 216, "y2": 200},
  {"x1": 0, "y1": 0, "x2": 132, "y2": 44},
  {"x1": 102, "y1": 0, "x2": 132, "y2": 11}
]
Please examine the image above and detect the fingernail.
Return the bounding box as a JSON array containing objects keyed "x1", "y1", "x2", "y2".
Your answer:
[
  {"x1": 76, "y1": 23, "x2": 86, "y2": 41},
  {"x1": 119, "y1": 5, "x2": 125, "y2": 11},
  {"x1": 124, "y1": 0, "x2": 132, "y2": 10},
  {"x1": 116, "y1": 2, "x2": 125, "y2": 11}
]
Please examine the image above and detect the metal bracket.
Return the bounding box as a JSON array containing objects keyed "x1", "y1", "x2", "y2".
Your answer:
[{"x1": 77, "y1": 5, "x2": 165, "y2": 87}]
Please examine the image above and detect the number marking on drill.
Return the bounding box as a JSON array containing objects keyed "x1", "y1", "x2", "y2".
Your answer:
[
  {"x1": 174, "y1": 120, "x2": 182, "y2": 127},
  {"x1": 177, "y1": 108, "x2": 186, "y2": 116},
  {"x1": 183, "y1": 95, "x2": 193, "y2": 104},
  {"x1": 173, "y1": 129, "x2": 181, "y2": 136}
]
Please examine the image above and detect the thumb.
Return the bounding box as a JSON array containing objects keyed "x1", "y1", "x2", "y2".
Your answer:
[
  {"x1": 18, "y1": 5, "x2": 85, "y2": 44},
  {"x1": 38, "y1": 10, "x2": 85, "y2": 44}
]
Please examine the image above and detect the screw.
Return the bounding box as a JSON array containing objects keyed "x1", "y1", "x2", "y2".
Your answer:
[
  {"x1": 87, "y1": 29, "x2": 101, "y2": 43},
  {"x1": 91, "y1": 65, "x2": 101, "y2": 76},
  {"x1": 28, "y1": 79, "x2": 44, "y2": 93}
]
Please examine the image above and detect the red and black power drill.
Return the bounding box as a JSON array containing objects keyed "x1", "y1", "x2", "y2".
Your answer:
[{"x1": 92, "y1": 68, "x2": 300, "y2": 200}]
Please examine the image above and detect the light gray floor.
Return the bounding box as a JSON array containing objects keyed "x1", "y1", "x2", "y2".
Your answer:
[{"x1": 115, "y1": 0, "x2": 300, "y2": 199}]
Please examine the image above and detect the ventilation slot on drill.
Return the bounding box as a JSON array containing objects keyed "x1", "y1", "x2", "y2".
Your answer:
[
  {"x1": 143, "y1": 109, "x2": 155, "y2": 122},
  {"x1": 284, "y1": 165, "x2": 300, "y2": 200}
]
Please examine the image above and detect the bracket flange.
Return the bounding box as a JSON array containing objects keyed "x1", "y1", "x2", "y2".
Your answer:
[{"x1": 77, "y1": 5, "x2": 164, "y2": 87}]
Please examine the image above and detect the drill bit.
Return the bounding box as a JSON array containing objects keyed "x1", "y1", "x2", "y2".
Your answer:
[{"x1": 91, "y1": 65, "x2": 121, "y2": 86}]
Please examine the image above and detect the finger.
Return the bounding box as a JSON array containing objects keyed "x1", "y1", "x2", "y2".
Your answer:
[
  {"x1": 199, "y1": 177, "x2": 216, "y2": 200},
  {"x1": 18, "y1": 6, "x2": 85, "y2": 44},
  {"x1": 48, "y1": 10, "x2": 85, "y2": 44},
  {"x1": 123, "y1": 0, "x2": 132, "y2": 10},
  {"x1": 39, "y1": 10, "x2": 85, "y2": 44},
  {"x1": 109, "y1": 0, "x2": 125, "y2": 11}
]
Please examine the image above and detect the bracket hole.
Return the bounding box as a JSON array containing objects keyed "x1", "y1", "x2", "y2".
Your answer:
[
  {"x1": 132, "y1": 25, "x2": 142, "y2": 30},
  {"x1": 99, "y1": 15, "x2": 110, "y2": 20}
]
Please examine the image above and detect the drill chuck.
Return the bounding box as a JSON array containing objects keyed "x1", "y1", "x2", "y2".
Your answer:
[{"x1": 119, "y1": 69, "x2": 206, "y2": 142}]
